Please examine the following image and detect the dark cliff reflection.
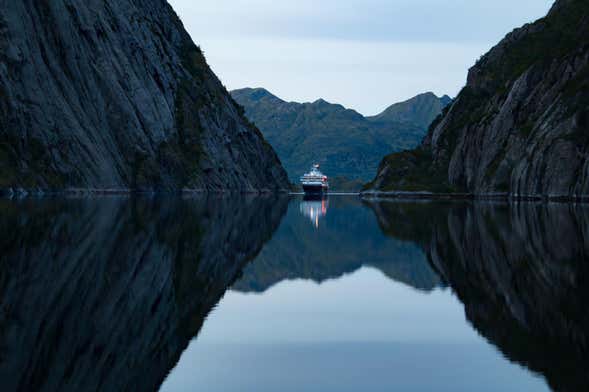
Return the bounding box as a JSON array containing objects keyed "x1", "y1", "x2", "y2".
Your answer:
[
  {"x1": 366, "y1": 200, "x2": 589, "y2": 392},
  {"x1": 0, "y1": 196, "x2": 287, "y2": 392},
  {"x1": 233, "y1": 196, "x2": 442, "y2": 293}
]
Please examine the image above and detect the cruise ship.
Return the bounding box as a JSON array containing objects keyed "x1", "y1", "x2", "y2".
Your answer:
[{"x1": 300, "y1": 164, "x2": 329, "y2": 194}]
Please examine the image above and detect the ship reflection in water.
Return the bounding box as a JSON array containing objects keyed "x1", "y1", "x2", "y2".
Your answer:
[{"x1": 299, "y1": 194, "x2": 329, "y2": 228}]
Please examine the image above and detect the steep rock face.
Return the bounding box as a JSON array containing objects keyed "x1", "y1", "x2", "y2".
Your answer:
[
  {"x1": 366, "y1": 0, "x2": 589, "y2": 197},
  {"x1": 0, "y1": 0, "x2": 289, "y2": 193},
  {"x1": 231, "y1": 87, "x2": 449, "y2": 183},
  {"x1": 0, "y1": 196, "x2": 288, "y2": 391}
]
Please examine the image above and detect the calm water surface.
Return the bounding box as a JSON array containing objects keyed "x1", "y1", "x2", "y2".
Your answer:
[{"x1": 1, "y1": 195, "x2": 587, "y2": 391}]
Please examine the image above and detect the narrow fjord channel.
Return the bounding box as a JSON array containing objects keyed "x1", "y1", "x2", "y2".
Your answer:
[{"x1": 2, "y1": 196, "x2": 587, "y2": 391}]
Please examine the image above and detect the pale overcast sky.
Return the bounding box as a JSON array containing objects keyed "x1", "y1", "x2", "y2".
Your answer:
[{"x1": 168, "y1": 0, "x2": 554, "y2": 115}]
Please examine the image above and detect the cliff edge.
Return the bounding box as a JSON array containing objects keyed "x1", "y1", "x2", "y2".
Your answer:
[
  {"x1": 365, "y1": 0, "x2": 589, "y2": 199},
  {"x1": 0, "y1": 0, "x2": 289, "y2": 194}
]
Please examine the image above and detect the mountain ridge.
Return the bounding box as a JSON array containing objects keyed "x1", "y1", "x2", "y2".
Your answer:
[
  {"x1": 368, "y1": 92, "x2": 453, "y2": 129},
  {"x1": 234, "y1": 87, "x2": 450, "y2": 118},
  {"x1": 232, "y1": 87, "x2": 451, "y2": 185}
]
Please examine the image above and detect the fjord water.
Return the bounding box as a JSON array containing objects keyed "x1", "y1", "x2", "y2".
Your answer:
[{"x1": 1, "y1": 197, "x2": 587, "y2": 391}]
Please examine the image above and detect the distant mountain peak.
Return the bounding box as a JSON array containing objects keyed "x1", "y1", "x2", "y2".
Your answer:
[
  {"x1": 232, "y1": 87, "x2": 449, "y2": 184},
  {"x1": 416, "y1": 91, "x2": 437, "y2": 98},
  {"x1": 368, "y1": 92, "x2": 452, "y2": 129},
  {"x1": 234, "y1": 87, "x2": 269, "y2": 94},
  {"x1": 313, "y1": 98, "x2": 330, "y2": 105},
  {"x1": 231, "y1": 87, "x2": 284, "y2": 104}
]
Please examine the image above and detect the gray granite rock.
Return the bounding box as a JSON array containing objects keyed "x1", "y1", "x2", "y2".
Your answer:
[
  {"x1": 0, "y1": 0, "x2": 289, "y2": 193},
  {"x1": 366, "y1": 0, "x2": 589, "y2": 198}
]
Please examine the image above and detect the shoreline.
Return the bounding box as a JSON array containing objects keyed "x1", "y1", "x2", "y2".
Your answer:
[
  {"x1": 0, "y1": 187, "x2": 291, "y2": 199},
  {"x1": 360, "y1": 191, "x2": 589, "y2": 203},
  {"x1": 4, "y1": 188, "x2": 589, "y2": 203}
]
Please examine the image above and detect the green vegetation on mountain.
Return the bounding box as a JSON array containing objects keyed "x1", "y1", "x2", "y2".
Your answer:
[
  {"x1": 368, "y1": 93, "x2": 452, "y2": 129},
  {"x1": 231, "y1": 88, "x2": 450, "y2": 188}
]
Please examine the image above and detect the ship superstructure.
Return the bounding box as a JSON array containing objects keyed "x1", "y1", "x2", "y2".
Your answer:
[{"x1": 300, "y1": 164, "x2": 329, "y2": 194}]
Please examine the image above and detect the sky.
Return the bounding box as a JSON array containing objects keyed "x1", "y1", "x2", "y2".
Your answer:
[{"x1": 168, "y1": 0, "x2": 554, "y2": 115}]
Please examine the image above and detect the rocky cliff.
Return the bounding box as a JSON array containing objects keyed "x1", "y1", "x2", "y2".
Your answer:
[
  {"x1": 0, "y1": 0, "x2": 289, "y2": 194},
  {"x1": 365, "y1": 0, "x2": 589, "y2": 199},
  {"x1": 231, "y1": 88, "x2": 449, "y2": 183}
]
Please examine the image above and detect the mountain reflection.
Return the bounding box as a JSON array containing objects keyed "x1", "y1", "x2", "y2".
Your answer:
[
  {"x1": 233, "y1": 196, "x2": 443, "y2": 293},
  {"x1": 0, "y1": 196, "x2": 287, "y2": 392},
  {"x1": 366, "y1": 200, "x2": 589, "y2": 392},
  {"x1": 2, "y1": 195, "x2": 587, "y2": 392}
]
